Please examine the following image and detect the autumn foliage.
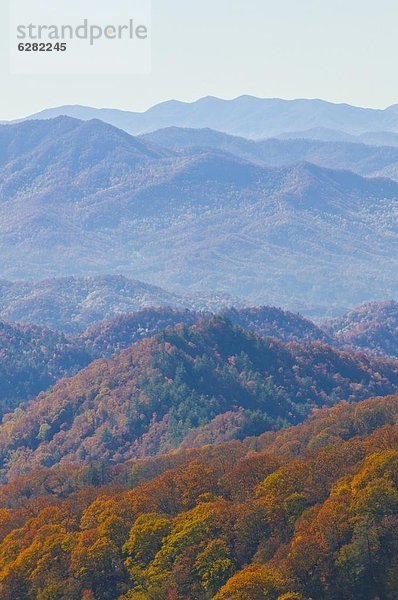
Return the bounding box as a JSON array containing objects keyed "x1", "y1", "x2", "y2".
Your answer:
[
  {"x1": 0, "y1": 394, "x2": 398, "y2": 598},
  {"x1": 1, "y1": 318, "x2": 398, "y2": 482}
]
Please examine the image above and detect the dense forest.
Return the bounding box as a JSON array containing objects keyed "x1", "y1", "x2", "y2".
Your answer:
[
  {"x1": 80, "y1": 308, "x2": 200, "y2": 358},
  {"x1": 80, "y1": 306, "x2": 331, "y2": 358},
  {"x1": 1, "y1": 305, "x2": 398, "y2": 599},
  {"x1": 0, "y1": 321, "x2": 91, "y2": 416},
  {"x1": 0, "y1": 393, "x2": 398, "y2": 599},
  {"x1": 2, "y1": 317, "x2": 398, "y2": 482},
  {"x1": 1, "y1": 303, "x2": 392, "y2": 432},
  {"x1": 325, "y1": 300, "x2": 398, "y2": 358}
]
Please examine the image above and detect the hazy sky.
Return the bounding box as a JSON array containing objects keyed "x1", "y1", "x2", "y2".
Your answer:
[{"x1": 1, "y1": 0, "x2": 398, "y2": 119}]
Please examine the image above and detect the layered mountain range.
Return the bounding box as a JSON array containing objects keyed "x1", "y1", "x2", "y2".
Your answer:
[
  {"x1": 140, "y1": 126, "x2": 398, "y2": 180},
  {"x1": 0, "y1": 95, "x2": 397, "y2": 600},
  {"x1": 12, "y1": 96, "x2": 398, "y2": 139},
  {"x1": 0, "y1": 115, "x2": 397, "y2": 313},
  {"x1": 0, "y1": 275, "x2": 236, "y2": 334}
]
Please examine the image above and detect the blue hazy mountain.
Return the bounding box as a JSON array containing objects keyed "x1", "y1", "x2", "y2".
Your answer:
[
  {"x1": 13, "y1": 96, "x2": 398, "y2": 139},
  {"x1": 276, "y1": 127, "x2": 398, "y2": 147},
  {"x1": 140, "y1": 126, "x2": 398, "y2": 180},
  {"x1": 0, "y1": 116, "x2": 397, "y2": 315},
  {"x1": 0, "y1": 275, "x2": 236, "y2": 334}
]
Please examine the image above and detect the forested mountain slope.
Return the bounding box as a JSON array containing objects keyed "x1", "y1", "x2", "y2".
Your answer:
[
  {"x1": 0, "y1": 321, "x2": 91, "y2": 416},
  {"x1": 0, "y1": 276, "x2": 197, "y2": 334},
  {"x1": 0, "y1": 393, "x2": 398, "y2": 598},
  {"x1": 324, "y1": 300, "x2": 398, "y2": 358},
  {"x1": 2, "y1": 318, "x2": 398, "y2": 482},
  {"x1": 80, "y1": 305, "x2": 331, "y2": 358},
  {"x1": 0, "y1": 118, "x2": 397, "y2": 312}
]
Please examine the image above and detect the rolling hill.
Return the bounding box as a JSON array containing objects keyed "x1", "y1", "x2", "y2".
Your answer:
[
  {"x1": 0, "y1": 301, "x2": 393, "y2": 427},
  {"x1": 0, "y1": 276, "x2": 238, "y2": 334},
  {"x1": 0, "y1": 304, "x2": 328, "y2": 420},
  {"x1": 79, "y1": 307, "x2": 201, "y2": 357}
]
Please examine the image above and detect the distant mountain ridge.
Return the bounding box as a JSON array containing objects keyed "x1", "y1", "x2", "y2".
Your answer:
[
  {"x1": 0, "y1": 275, "x2": 237, "y2": 334},
  {"x1": 277, "y1": 127, "x2": 398, "y2": 147},
  {"x1": 140, "y1": 126, "x2": 398, "y2": 181},
  {"x1": 0, "y1": 116, "x2": 397, "y2": 312},
  {"x1": 9, "y1": 96, "x2": 398, "y2": 139}
]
